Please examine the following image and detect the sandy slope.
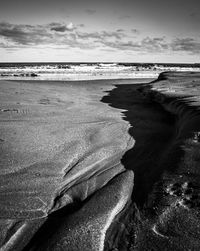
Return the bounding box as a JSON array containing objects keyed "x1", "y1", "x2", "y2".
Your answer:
[
  {"x1": 132, "y1": 72, "x2": 200, "y2": 250},
  {"x1": 100, "y1": 72, "x2": 200, "y2": 250}
]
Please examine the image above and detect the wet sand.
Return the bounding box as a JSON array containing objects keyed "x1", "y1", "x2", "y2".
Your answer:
[{"x1": 1, "y1": 73, "x2": 200, "y2": 250}]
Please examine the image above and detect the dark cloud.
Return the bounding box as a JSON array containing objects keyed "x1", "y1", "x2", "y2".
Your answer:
[
  {"x1": 141, "y1": 37, "x2": 168, "y2": 51},
  {"x1": 102, "y1": 40, "x2": 140, "y2": 51},
  {"x1": 0, "y1": 22, "x2": 96, "y2": 49},
  {"x1": 0, "y1": 22, "x2": 52, "y2": 45},
  {"x1": 76, "y1": 31, "x2": 99, "y2": 40},
  {"x1": 100, "y1": 36, "x2": 168, "y2": 52},
  {"x1": 116, "y1": 29, "x2": 124, "y2": 32},
  {"x1": 1, "y1": 22, "x2": 200, "y2": 55},
  {"x1": 101, "y1": 31, "x2": 125, "y2": 39},
  {"x1": 76, "y1": 30, "x2": 125, "y2": 40},
  {"x1": 171, "y1": 38, "x2": 200, "y2": 53},
  {"x1": 49, "y1": 22, "x2": 75, "y2": 32},
  {"x1": 101, "y1": 36, "x2": 200, "y2": 54},
  {"x1": 50, "y1": 25, "x2": 68, "y2": 32},
  {"x1": 0, "y1": 22, "x2": 77, "y2": 46}
]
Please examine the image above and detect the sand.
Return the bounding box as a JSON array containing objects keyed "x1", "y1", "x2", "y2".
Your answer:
[
  {"x1": 122, "y1": 72, "x2": 200, "y2": 250},
  {"x1": 134, "y1": 72, "x2": 200, "y2": 250},
  {"x1": 29, "y1": 170, "x2": 134, "y2": 251},
  {"x1": 0, "y1": 79, "x2": 134, "y2": 217},
  {"x1": 0, "y1": 78, "x2": 149, "y2": 250},
  {"x1": 1, "y1": 73, "x2": 200, "y2": 250}
]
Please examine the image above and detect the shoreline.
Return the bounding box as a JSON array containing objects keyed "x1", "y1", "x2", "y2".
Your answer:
[{"x1": 0, "y1": 73, "x2": 159, "y2": 81}]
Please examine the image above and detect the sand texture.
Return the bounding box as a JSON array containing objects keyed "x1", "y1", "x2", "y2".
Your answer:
[
  {"x1": 29, "y1": 170, "x2": 134, "y2": 251},
  {"x1": 0, "y1": 78, "x2": 142, "y2": 250},
  {"x1": 102, "y1": 72, "x2": 200, "y2": 250},
  {"x1": 132, "y1": 72, "x2": 200, "y2": 250},
  {"x1": 1, "y1": 73, "x2": 200, "y2": 250}
]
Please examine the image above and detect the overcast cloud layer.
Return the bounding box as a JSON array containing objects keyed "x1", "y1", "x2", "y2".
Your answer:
[{"x1": 0, "y1": 0, "x2": 200, "y2": 62}]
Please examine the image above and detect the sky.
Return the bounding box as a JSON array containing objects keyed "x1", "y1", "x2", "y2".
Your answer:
[{"x1": 0, "y1": 0, "x2": 200, "y2": 63}]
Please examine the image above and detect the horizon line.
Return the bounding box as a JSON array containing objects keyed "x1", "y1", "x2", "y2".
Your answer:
[{"x1": 0, "y1": 61, "x2": 199, "y2": 65}]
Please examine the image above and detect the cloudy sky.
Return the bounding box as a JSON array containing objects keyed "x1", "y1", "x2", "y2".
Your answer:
[{"x1": 0, "y1": 0, "x2": 200, "y2": 63}]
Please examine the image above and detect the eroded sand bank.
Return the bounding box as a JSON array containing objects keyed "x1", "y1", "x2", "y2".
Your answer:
[
  {"x1": 1, "y1": 73, "x2": 200, "y2": 250},
  {"x1": 134, "y1": 72, "x2": 200, "y2": 251},
  {"x1": 104, "y1": 72, "x2": 200, "y2": 250}
]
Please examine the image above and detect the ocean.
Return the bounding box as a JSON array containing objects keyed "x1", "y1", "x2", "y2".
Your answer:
[{"x1": 0, "y1": 62, "x2": 200, "y2": 80}]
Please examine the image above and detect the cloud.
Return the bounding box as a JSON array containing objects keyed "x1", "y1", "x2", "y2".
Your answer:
[
  {"x1": 50, "y1": 25, "x2": 68, "y2": 32},
  {"x1": 119, "y1": 15, "x2": 131, "y2": 20},
  {"x1": 0, "y1": 22, "x2": 52, "y2": 45},
  {"x1": 0, "y1": 21, "x2": 96, "y2": 49},
  {"x1": 116, "y1": 29, "x2": 124, "y2": 32},
  {"x1": 85, "y1": 9, "x2": 96, "y2": 15},
  {"x1": 131, "y1": 29, "x2": 139, "y2": 34},
  {"x1": 78, "y1": 24, "x2": 85, "y2": 28},
  {"x1": 101, "y1": 31, "x2": 125, "y2": 39},
  {"x1": 101, "y1": 40, "x2": 141, "y2": 51},
  {"x1": 171, "y1": 38, "x2": 200, "y2": 53},
  {"x1": 100, "y1": 36, "x2": 200, "y2": 54},
  {"x1": 1, "y1": 21, "x2": 200, "y2": 55},
  {"x1": 50, "y1": 22, "x2": 75, "y2": 32},
  {"x1": 0, "y1": 42, "x2": 6, "y2": 48},
  {"x1": 76, "y1": 30, "x2": 125, "y2": 40},
  {"x1": 66, "y1": 22, "x2": 74, "y2": 30},
  {"x1": 141, "y1": 37, "x2": 169, "y2": 51},
  {"x1": 100, "y1": 36, "x2": 168, "y2": 52}
]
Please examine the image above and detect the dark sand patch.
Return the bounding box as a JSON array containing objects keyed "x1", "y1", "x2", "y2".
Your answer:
[{"x1": 102, "y1": 83, "x2": 176, "y2": 207}]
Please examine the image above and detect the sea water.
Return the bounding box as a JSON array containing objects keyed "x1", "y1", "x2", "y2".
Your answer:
[{"x1": 0, "y1": 62, "x2": 200, "y2": 80}]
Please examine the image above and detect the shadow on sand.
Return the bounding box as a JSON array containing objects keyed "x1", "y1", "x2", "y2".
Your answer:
[{"x1": 101, "y1": 83, "x2": 183, "y2": 208}]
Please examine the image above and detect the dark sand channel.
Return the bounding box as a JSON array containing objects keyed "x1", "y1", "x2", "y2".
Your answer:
[
  {"x1": 1, "y1": 74, "x2": 200, "y2": 250},
  {"x1": 102, "y1": 72, "x2": 200, "y2": 251}
]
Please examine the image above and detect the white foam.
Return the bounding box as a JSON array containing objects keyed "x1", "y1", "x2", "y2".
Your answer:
[{"x1": 1, "y1": 63, "x2": 199, "y2": 81}]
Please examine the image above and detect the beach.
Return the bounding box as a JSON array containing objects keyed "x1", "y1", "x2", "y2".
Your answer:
[{"x1": 1, "y1": 72, "x2": 200, "y2": 250}]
